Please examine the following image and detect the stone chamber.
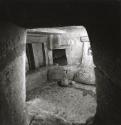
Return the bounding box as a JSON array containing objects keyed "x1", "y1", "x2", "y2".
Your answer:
[
  {"x1": 0, "y1": 0, "x2": 120, "y2": 125},
  {"x1": 26, "y1": 26, "x2": 96, "y2": 125}
]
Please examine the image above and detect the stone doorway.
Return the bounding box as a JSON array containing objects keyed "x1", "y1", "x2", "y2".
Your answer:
[{"x1": 53, "y1": 49, "x2": 67, "y2": 66}]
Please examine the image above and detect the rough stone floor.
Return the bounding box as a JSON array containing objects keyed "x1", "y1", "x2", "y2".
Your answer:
[{"x1": 26, "y1": 82, "x2": 96, "y2": 125}]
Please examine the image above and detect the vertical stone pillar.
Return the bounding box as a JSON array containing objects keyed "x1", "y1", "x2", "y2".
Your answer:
[
  {"x1": 43, "y1": 42, "x2": 49, "y2": 66},
  {"x1": 48, "y1": 35, "x2": 53, "y2": 65},
  {"x1": 48, "y1": 50, "x2": 53, "y2": 65},
  {"x1": 0, "y1": 22, "x2": 28, "y2": 125}
]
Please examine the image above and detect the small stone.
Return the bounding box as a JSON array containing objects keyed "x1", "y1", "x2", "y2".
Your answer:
[{"x1": 57, "y1": 78, "x2": 69, "y2": 87}]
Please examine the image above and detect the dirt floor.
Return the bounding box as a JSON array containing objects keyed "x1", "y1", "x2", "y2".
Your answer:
[{"x1": 26, "y1": 81, "x2": 96, "y2": 125}]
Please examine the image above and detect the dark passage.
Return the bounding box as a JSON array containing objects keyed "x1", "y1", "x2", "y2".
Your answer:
[
  {"x1": 26, "y1": 43, "x2": 36, "y2": 70},
  {"x1": 53, "y1": 49, "x2": 67, "y2": 66}
]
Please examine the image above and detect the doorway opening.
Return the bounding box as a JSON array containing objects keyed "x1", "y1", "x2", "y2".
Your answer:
[
  {"x1": 53, "y1": 49, "x2": 67, "y2": 66},
  {"x1": 25, "y1": 26, "x2": 96, "y2": 125}
]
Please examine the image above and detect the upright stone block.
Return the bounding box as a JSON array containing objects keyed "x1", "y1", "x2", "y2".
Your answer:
[{"x1": 0, "y1": 22, "x2": 28, "y2": 125}]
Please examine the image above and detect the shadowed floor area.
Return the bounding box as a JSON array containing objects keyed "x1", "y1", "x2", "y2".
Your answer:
[{"x1": 26, "y1": 82, "x2": 96, "y2": 125}]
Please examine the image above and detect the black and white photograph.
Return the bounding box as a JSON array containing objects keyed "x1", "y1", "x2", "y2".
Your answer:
[{"x1": 0, "y1": 0, "x2": 120, "y2": 125}]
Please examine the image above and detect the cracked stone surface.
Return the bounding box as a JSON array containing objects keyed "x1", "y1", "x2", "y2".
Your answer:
[{"x1": 26, "y1": 82, "x2": 96, "y2": 125}]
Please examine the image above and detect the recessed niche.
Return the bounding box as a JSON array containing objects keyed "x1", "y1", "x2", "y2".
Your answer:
[{"x1": 53, "y1": 49, "x2": 67, "y2": 66}]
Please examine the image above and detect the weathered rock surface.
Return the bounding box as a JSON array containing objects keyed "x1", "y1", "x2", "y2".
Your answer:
[
  {"x1": 47, "y1": 66, "x2": 66, "y2": 81},
  {"x1": 47, "y1": 65, "x2": 80, "y2": 82},
  {"x1": 74, "y1": 65, "x2": 95, "y2": 85}
]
